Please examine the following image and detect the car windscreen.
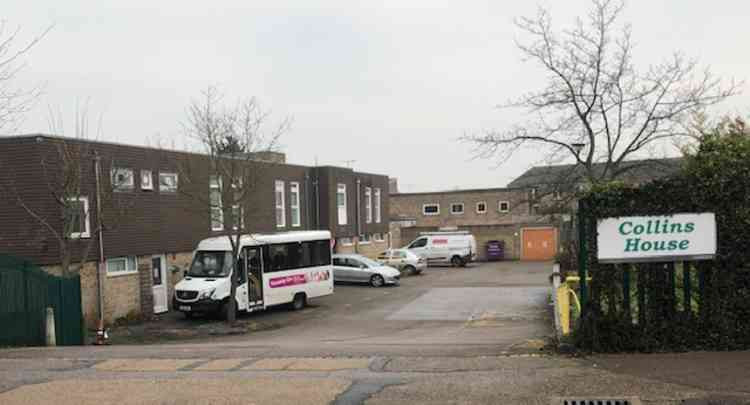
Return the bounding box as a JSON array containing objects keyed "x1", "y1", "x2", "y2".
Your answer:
[{"x1": 188, "y1": 251, "x2": 233, "y2": 277}]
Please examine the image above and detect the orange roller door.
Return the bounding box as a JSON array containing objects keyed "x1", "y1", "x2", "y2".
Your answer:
[{"x1": 521, "y1": 228, "x2": 557, "y2": 261}]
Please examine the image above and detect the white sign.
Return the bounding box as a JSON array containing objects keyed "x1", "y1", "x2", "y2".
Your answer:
[{"x1": 597, "y1": 213, "x2": 716, "y2": 263}]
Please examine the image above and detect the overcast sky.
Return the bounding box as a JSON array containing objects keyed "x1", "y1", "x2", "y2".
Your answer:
[{"x1": 6, "y1": 1, "x2": 750, "y2": 192}]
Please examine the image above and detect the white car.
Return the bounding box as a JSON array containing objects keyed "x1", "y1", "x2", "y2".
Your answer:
[
  {"x1": 332, "y1": 254, "x2": 401, "y2": 287},
  {"x1": 376, "y1": 249, "x2": 426, "y2": 275}
]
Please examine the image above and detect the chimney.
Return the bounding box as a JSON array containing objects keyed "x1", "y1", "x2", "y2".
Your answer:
[{"x1": 388, "y1": 178, "x2": 399, "y2": 194}]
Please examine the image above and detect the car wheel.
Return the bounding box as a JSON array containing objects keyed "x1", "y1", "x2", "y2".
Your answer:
[
  {"x1": 183, "y1": 311, "x2": 193, "y2": 319},
  {"x1": 291, "y1": 293, "x2": 307, "y2": 310},
  {"x1": 370, "y1": 274, "x2": 385, "y2": 287},
  {"x1": 451, "y1": 256, "x2": 464, "y2": 267},
  {"x1": 403, "y1": 265, "x2": 417, "y2": 275}
]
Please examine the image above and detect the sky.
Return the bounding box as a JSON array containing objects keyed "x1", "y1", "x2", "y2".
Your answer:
[{"x1": 5, "y1": 1, "x2": 750, "y2": 192}]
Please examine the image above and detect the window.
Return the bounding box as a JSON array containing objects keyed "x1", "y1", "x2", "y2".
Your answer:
[
  {"x1": 374, "y1": 188, "x2": 381, "y2": 223},
  {"x1": 532, "y1": 203, "x2": 541, "y2": 215},
  {"x1": 373, "y1": 233, "x2": 384, "y2": 242},
  {"x1": 476, "y1": 201, "x2": 487, "y2": 214},
  {"x1": 141, "y1": 170, "x2": 153, "y2": 190},
  {"x1": 159, "y1": 172, "x2": 178, "y2": 192},
  {"x1": 409, "y1": 238, "x2": 428, "y2": 248},
  {"x1": 450, "y1": 203, "x2": 464, "y2": 215},
  {"x1": 66, "y1": 197, "x2": 90, "y2": 239},
  {"x1": 337, "y1": 184, "x2": 347, "y2": 225},
  {"x1": 553, "y1": 190, "x2": 563, "y2": 201},
  {"x1": 275, "y1": 180, "x2": 285, "y2": 228},
  {"x1": 499, "y1": 201, "x2": 510, "y2": 213},
  {"x1": 265, "y1": 240, "x2": 331, "y2": 273},
  {"x1": 111, "y1": 167, "x2": 134, "y2": 191},
  {"x1": 106, "y1": 256, "x2": 137, "y2": 276},
  {"x1": 290, "y1": 182, "x2": 301, "y2": 227},
  {"x1": 209, "y1": 175, "x2": 223, "y2": 231},
  {"x1": 339, "y1": 237, "x2": 353, "y2": 246},
  {"x1": 365, "y1": 187, "x2": 372, "y2": 224},
  {"x1": 422, "y1": 204, "x2": 440, "y2": 216},
  {"x1": 359, "y1": 234, "x2": 371, "y2": 244}
]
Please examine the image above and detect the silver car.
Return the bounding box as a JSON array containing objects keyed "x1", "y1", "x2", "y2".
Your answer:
[
  {"x1": 332, "y1": 254, "x2": 401, "y2": 287},
  {"x1": 376, "y1": 249, "x2": 427, "y2": 275}
]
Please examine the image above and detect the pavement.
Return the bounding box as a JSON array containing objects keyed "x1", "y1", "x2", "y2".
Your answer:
[{"x1": 2, "y1": 261, "x2": 750, "y2": 404}]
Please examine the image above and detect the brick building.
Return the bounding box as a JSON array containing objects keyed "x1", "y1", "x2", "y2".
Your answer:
[
  {"x1": 390, "y1": 158, "x2": 684, "y2": 262},
  {"x1": 389, "y1": 187, "x2": 558, "y2": 261},
  {"x1": 0, "y1": 135, "x2": 389, "y2": 325}
]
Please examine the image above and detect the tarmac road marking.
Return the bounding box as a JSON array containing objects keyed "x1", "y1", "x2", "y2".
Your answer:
[
  {"x1": 243, "y1": 358, "x2": 372, "y2": 371},
  {"x1": 94, "y1": 359, "x2": 202, "y2": 372},
  {"x1": 192, "y1": 358, "x2": 252, "y2": 371}
]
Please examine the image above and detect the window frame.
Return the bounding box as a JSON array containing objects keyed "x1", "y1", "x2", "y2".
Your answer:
[
  {"x1": 422, "y1": 203, "x2": 440, "y2": 216},
  {"x1": 476, "y1": 201, "x2": 487, "y2": 214},
  {"x1": 290, "y1": 181, "x2": 301, "y2": 227},
  {"x1": 140, "y1": 170, "x2": 153, "y2": 191},
  {"x1": 275, "y1": 180, "x2": 286, "y2": 228},
  {"x1": 374, "y1": 188, "x2": 381, "y2": 223},
  {"x1": 111, "y1": 167, "x2": 134, "y2": 191},
  {"x1": 159, "y1": 172, "x2": 178, "y2": 193},
  {"x1": 373, "y1": 233, "x2": 384, "y2": 242},
  {"x1": 450, "y1": 202, "x2": 464, "y2": 215},
  {"x1": 67, "y1": 196, "x2": 91, "y2": 239},
  {"x1": 339, "y1": 237, "x2": 353, "y2": 246},
  {"x1": 359, "y1": 234, "x2": 371, "y2": 245},
  {"x1": 209, "y1": 175, "x2": 224, "y2": 231},
  {"x1": 365, "y1": 187, "x2": 372, "y2": 224},
  {"x1": 498, "y1": 201, "x2": 510, "y2": 213},
  {"x1": 337, "y1": 183, "x2": 347, "y2": 225},
  {"x1": 106, "y1": 256, "x2": 138, "y2": 277}
]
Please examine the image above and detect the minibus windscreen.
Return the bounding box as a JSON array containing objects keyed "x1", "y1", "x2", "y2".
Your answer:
[{"x1": 188, "y1": 251, "x2": 233, "y2": 277}]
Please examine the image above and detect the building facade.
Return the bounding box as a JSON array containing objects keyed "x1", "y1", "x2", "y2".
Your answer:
[
  {"x1": 389, "y1": 187, "x2": 559, "y2": 261},
  {"x1": 0, "y1": 135, "x2": 389, "y2": 325}
]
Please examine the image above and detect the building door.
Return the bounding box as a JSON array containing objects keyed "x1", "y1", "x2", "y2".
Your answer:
[
  {"x1": 151, "y1": 255, "x2": 168, "y2": 314},
  {"x1": 521, "y1": 228, "x2": 557, "y2": 261}
]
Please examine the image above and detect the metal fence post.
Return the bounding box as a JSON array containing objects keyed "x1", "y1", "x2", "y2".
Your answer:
[
  {"x1": 683, "y1": 262, "x2": 692, "y2": 314},
  {"x1": 577, "y1": 199, "x2": 588, "y2": 311},
  {"x1": 622, "y1": 265, "x2": 631, "y2": 319}
]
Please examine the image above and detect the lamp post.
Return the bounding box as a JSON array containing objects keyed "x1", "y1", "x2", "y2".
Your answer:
[{"x1": 571, "y1": 141, "x2": 588, "y2": 312}]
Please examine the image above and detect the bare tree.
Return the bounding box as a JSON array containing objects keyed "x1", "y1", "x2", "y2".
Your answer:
[
  {"x1": 177, "y1": 87, "x2": 290, "y2": 323},
  {"x1": 0, "y1": 109, "x2": 128, "y2": 277},
  {"x1": 467, "y1": 0, "x2": 740, "y2": 186},
  {"x1": 0, "y1": 21, "x2": 51, "y2": 134}
]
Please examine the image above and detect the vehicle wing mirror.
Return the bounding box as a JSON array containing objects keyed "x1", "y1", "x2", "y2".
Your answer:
[{"x1": 183, "y1": 269, "x2": 188, "y2": 278}]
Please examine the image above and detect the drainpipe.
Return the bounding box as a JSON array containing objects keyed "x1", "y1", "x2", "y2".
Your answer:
[
  {"x1": 93, "y1": 153, "x2": 105, "y2": 326},
  {"x1": 356, "y1": 179, "x2": 361, "y2": 254},
  {"x1": 304, "y1": 172, "x2": 310, "y2": 229},
  {"x1": 314, "y1": 169, "x2": 320, "y2": 229}
]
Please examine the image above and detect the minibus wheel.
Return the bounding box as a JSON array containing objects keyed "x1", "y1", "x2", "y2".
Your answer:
[
  {"x1": 291, "y1": 293, "x2": 307, "y2": 310},
  {"x1": 451, "y1": 256, "x2": 464, "y2": 267}
]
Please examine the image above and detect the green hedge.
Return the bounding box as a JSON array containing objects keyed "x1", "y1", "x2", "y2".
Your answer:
[{"x1": 575, "y1": 130, "x2": 750, "y2": 352}]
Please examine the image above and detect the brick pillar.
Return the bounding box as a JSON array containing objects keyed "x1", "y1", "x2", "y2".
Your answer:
[{"x1": 138, "y1": 261, "x2": 154, "y2": 320}]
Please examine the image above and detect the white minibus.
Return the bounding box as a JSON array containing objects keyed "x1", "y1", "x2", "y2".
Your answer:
[{"x1": 173, "y1": 231, "x2": 333, "y2": 318}]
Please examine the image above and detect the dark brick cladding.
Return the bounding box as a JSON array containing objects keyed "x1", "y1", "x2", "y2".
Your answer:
[{"x1": 0, "y1": 135, "x2": 389, "y2": 265}]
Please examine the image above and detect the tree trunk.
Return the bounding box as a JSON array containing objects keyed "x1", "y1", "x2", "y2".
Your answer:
[{"x1": 227, "y1": 247, "x2": 239, "y2": 324}]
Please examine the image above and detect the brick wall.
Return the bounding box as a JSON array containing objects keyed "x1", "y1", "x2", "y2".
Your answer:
[
  {"x1": 334, "y1": 236, "x2": 388, "y2": 259},
  {"x1": 390, "y1": 188, "x2": 535, "y2": 228}
]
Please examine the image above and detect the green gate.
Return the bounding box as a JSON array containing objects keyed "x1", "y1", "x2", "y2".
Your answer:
[{"x1": 0, "y1": 255, "x2": 84, "y2": 346}]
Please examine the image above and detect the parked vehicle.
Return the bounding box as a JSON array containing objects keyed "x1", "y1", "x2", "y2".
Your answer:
[
  {"x1": 376, "y1": 249, "x2": 426, "y2": 275},
  {"x1": 405, "y1": 231, "x2": 477, "y2": 267},
  {"x1": 173, "y1": 231, "x2": 333, "y2": 319},
  {"x1": 332, "y1": 254, "x2": 400, "y2": 287}
]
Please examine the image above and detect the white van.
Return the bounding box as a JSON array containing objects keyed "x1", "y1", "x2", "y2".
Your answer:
[
  {"x1": 173, "y1": 231, "x2": 333, "y2": 318},
  {"x1": 405, "y1": 231, "x2": 477, "y2": 267}
]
